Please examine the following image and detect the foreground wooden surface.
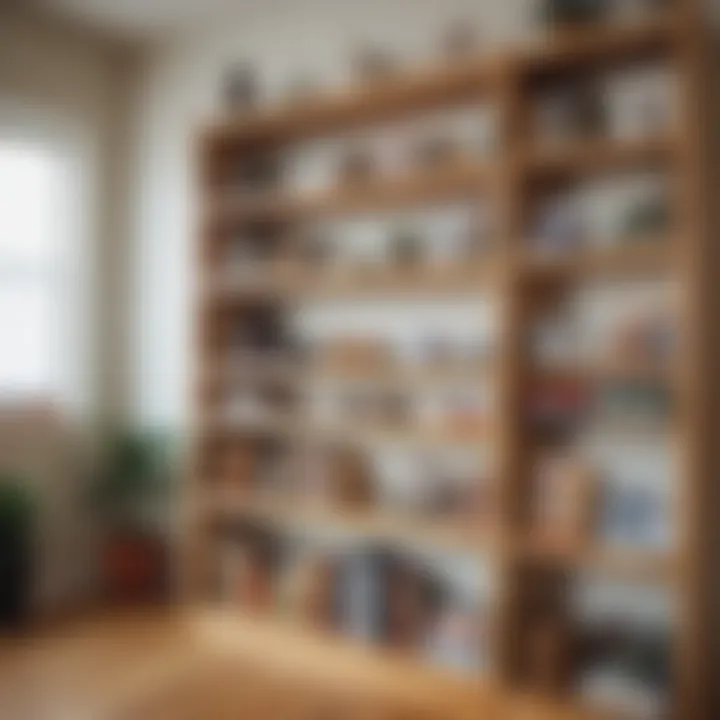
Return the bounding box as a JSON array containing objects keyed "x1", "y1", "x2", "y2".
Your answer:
[{"x1": 0, "y1": 610, "x2": 601, "y2": 719}]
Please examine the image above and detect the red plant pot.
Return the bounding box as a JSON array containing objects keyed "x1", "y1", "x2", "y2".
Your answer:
[{"x1": 102, "y1": 532, "x2": 166, "y2": 604}]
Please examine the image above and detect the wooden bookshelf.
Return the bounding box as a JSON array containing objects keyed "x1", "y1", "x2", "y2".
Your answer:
[{"x1": 191, "y1": 3, "x2": 718, "y2": 719}]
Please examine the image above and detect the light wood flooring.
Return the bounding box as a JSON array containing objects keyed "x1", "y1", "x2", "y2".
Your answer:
[{"x1": 0, "y1": 609, "x2": 599, "y2": 719}]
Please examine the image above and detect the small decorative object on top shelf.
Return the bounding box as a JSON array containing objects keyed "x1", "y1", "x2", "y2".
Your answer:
[
  {"x1": 284, "y1": 74, "x2": 321, "y2": 105},
  {"x1": 222, "y1": 62, "x2": 259, "y2": 112},
  {"x1": 537, "y1": 0, "x2": 609, "y2": 28},
  {"x1": 353, "y1": 47, "x2": 399, "y2": 82},
  {"x1": 441, "y1": 21, "x2": 479, "y2": 60}
]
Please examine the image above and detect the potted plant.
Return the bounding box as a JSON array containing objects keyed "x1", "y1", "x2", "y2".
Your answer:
[
  {"x1": 0, "y1": 474, "x2": 36, "y2": 629},
  {"x1": 92, "y1": 432, "x2": 173, "y2": 604}
]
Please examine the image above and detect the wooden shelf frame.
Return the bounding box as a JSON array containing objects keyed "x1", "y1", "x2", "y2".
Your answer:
[{"x1": 190, "y1": 4, "x2": 718, "y2": 719}]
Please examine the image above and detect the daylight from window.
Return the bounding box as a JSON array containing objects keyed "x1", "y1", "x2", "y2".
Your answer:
[{"x1": 0, "y1": 143, "x2": 63, "y2": 401}]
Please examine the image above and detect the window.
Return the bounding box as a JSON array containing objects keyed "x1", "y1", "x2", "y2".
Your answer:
[{"x1": 0, "y1": 142, "x2": 64, "y2": 402}]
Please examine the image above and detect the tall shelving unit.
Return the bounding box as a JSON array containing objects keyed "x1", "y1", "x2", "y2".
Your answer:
[{"x1": 189, "y1": 2, "x2": 718, "y2": 718}]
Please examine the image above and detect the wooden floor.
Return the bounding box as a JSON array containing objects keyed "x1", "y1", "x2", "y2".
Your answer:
[{"x1": 0, "y1": 609, "x2": 598, "y2": 720}]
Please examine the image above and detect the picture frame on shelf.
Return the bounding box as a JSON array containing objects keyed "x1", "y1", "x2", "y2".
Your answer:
[{"x1": 222, "y1": 62, "x2": 259, "y2": 111}]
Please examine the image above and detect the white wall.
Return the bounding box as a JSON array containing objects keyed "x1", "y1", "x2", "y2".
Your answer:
[{"x1": 129, "y1": 0, "x2": 536, "y2": 429}]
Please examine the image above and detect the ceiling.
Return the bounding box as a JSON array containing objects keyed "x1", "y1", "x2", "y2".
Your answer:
[
  {"x1": 30, "y1": 0, "x2": 720, "y2": 41},
  {"x1": 32, "y1": 0, "x2": 243, "y2": 40}
]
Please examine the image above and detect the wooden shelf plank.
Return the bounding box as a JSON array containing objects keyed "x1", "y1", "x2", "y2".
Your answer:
[
  {"x1": 203, "y1": 355, "x2": 302, "y2": 386},
  {"x1": 205, "y1": 497, "x2": 501, "y2": 555},
  {"x1": 208, "y1": 162, "x2": 494, "y2": 224},
  {"x1": 519, "y1": 538, "x2": 674, "y2": 585},
  {"x1": 308, "y1": 362, "x2": 495, "y2": 388},
  {"x1": 532, "y1": 358, "x2": 676, "y2": 384},
  {"x1": 520, "y1": 134, "x2": 677, "y2": 178},
  {"x1": 198, "y1": 413, "x2": 300, "y2": 440},
  {"x1": 198, "y1": 414, "x2": 491, "y2": 451},
  {"x1": 204, "y1": 357, "x2": 494, "y2": 388},
  {"x1": 204, "y1": 261, "x2": 502, "y2": 301},
  {"x1": 519, "y1": 242, "x2": 675, "y2": 281},
  {"x1": 312, "y1": 422, "x2": 492, "y2": 451}
]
